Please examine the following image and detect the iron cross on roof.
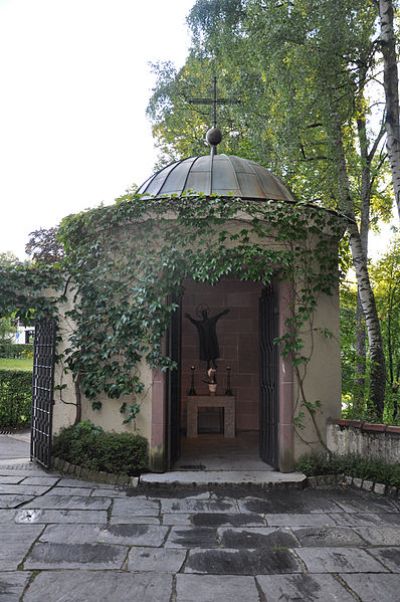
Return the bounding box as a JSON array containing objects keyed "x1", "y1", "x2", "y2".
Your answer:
[{"x1": 188, "y1": 76, "x2": 240, "y2": 127}]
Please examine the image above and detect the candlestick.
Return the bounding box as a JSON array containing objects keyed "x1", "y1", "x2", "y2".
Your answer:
[
  {"x1": 225, "y1": 366, "x2": 233, "y2": 396},
  {"x1": 188, "y1": 365, "x2": 196, "y2": 395}
]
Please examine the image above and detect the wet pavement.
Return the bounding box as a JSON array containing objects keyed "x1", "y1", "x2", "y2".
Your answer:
[{"x1": 1, "y1": 465, "x2": 400, "y2": 600}]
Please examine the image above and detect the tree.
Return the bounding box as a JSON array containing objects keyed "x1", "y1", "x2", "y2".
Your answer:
[
  {"x1": 0, "y1": 253, "x2": 20, "y2": 344},
  {"x1": 376, "y1": 0, "x2": 400, "y2": 218},
  {"x1": 371, "y1": 231, "x2": 400, "y2": 420},
  {"x1": 25, "y1": 227, "x2": 64, "y2": 265},
  {"x1": 149, "y1": 0, "x2": 389, "y2": 417}
]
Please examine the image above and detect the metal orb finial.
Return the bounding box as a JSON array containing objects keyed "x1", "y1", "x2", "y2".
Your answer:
[{"x1": 206, "y1": 127, "x2": 222, "y2": 147}]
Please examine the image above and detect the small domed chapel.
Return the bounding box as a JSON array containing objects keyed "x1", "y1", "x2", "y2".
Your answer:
[{"x1": 33, "y1": 123, "x2": 343, "y2": 475}]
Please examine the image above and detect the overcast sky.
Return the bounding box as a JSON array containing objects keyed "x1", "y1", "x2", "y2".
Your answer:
[
  {"x1": 0, "y1": 0, "x2": 194, "y2": 258},
  {"x1": 0, "y1": 0, "x2": 392, "y2": 261}
]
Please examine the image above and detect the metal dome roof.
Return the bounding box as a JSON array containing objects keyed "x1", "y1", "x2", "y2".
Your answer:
[{"x1": 137, "y1": 154, "x2": 295, "y2": 202}]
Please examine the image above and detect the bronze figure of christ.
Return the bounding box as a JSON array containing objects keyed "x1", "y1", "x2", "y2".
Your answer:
[{"x1": 185, "y1": 308, "x2": 230, "y2": 369}]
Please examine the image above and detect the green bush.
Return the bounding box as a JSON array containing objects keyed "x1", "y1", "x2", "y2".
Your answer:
[
  {"x1": 0, "y1": 370, "x2": 32, "y2": 428},
  {"x1": 0, "y1": 342, "x2": 33, "y2": 359},
  {"x1": 53, "y1": 420, "x2": 148, "y2": 475},
  {"x1": 297, "y1": 452, "x2": 400, "y2": 489}
]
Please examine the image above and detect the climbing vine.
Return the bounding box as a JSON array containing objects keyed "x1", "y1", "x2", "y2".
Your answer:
[{"x1": 0, "y1": 192, "x2": 344, "y2": 446}]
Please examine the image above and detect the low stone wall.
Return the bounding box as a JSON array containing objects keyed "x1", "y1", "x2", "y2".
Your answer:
[{"x1": 327, "y1": 419, "x2": 400, "y2": 464}]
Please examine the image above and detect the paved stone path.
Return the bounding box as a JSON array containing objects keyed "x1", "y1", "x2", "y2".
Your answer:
[{"x1": 1, "y1": 466, "x2": 400, "y2": 600}]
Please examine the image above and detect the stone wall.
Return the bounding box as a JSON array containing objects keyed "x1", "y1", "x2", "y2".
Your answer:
[
  {"x1": 327, "y1": 419, "x2": 400, "y2": 464},
  {"x1": 181, "y1": 278, "x2": 262, "y2": 433}
]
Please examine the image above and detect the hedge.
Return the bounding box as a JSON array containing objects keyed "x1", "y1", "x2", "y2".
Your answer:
[
  {"x1": 0, "y1": 370, "x2": 32, "y2": 428},
  {"x1": 297, "y1": 452, "x2": 400, "y2": 489},
  {"x1": 53, "y1": 421, "x2": 148, "y2": 475},
  {"x1": 0, "y1": 343, "x2": 33, "y2": 359}
]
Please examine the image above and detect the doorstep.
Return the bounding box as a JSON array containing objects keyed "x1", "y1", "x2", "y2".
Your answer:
[{"x1": 139, "y1": 470, "x2": 307, "y2": 488}]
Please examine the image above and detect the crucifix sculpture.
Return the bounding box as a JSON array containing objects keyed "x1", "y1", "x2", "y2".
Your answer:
[
  {"x1": 187, "y1": 76, "x2": 240, "y2": 155},
  {"x1": 185, "y1": 307, "x2": 230, "y2": 370}
]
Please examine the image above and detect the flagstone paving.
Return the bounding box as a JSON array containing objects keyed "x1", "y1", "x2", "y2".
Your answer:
[{"x1": 2, "y1": 467, "x2": 400, "y2": 600}]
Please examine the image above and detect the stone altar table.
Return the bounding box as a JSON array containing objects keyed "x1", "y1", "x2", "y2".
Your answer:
[{"x1": 187, "y1": 395, "x2": 235, "y2": 438}]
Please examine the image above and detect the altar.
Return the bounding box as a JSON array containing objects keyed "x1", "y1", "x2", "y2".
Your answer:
[{"x1": 187, "y1": 395, "x2": 235, "y2": 438}]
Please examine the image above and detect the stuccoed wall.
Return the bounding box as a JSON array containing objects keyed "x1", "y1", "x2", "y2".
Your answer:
[
  {"x1": 328, "y1": 421, "x2": 400, "y2": 464},
  {"x1": 51, "y1": 210, "x2": 342, "y2": 472},
  {"x1": 293, "y1": 283, "x2": 342, "y2": 460},
  {"x1": 52, "y1": 283, "x2": 154, "y2": 447}
]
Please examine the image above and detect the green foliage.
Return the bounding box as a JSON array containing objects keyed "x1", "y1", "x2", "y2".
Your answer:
[
  {"x1": 297, "y1": 452, "x2": 400, "y2": 488},
  {"x1": 121, "y1": 402, "x2": 141, "y2": 424},
  {"x1": 0, "y1": 370, "x2": 32, "y2": 428},
  {"x1": 150, "y1": 0, "x2": 388, "y2": 219},
  {"x1": 52, "y1": 421, "x2": 148, "y2": 475},
  {"x1": 57, "y1": 193, "x2": 343, "y2": 414},
  {"x1": 0, "y1": 343, "x2": 33, "y2": 360}
]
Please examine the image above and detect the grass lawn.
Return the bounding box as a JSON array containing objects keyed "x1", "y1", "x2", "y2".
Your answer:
[{"x1": 0, "y1": 358, "x2": 33, "y2": 372}]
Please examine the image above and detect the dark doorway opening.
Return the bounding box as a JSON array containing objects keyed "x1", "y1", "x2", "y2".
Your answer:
[{"x1": 166, "y1": 279, "x2": 279, "y2": 470}]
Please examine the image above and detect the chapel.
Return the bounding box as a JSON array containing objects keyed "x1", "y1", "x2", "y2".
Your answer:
[{"x1": 45, "y1": 125, "x2": 342, "y2": 474}]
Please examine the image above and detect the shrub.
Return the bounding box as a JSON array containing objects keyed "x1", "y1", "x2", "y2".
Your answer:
[
  {"x1": 297, "y1": 452, "x2": 400, "y2": 489},
  {"x1": 52, "y1": 420, "x2": 148, "y2": 475},
  {"x1": 0, "y1": 343, "x2": 33, "y2": 359},
  {"x1": 0, "y1": 370, "x2": 32, "y2": 428}
]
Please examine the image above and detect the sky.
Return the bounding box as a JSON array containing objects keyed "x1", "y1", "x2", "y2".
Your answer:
[
  {"x1": 0, "y1": 0, "x2": 394, "y2": 262},
  {"x1": 0, "y1": 0, "x2": 194, "y2": 258}
]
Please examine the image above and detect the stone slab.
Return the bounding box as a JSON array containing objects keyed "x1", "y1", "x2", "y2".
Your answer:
[
  {"x1": 140, "y1": 470, "x2": 306, "y2": 486},
  {"x1": 355, "y1": 527, "x2": 400, "y2": 545},
  {"x1": 0, "y1": 475, "x2": 25, "y2": 484},
  {"x1": 111, "y1": 497, "x2": 160, "y2": 519},
  {"x1": 330, "y1": 490, "x2": 398, "y2": 513},
  {"x1": 92, "y1": 488, "x2": 128, "y2": 497},
  {"x1": 24, "y1": 494, "x2": 111, "y2": 510},
  {"x1": 110, "y1": 515, "x2": 161, "y2": 525},
  {"x1": 163, "y1": 513, "x2": 192, "y2": 526},
  {"x1": 24, "y1": 541, "x2": 128, "y2": 569},
  {"x1": 238, "y1": 493, "x2": 341, "y2": 515},
  {"x1": 46, "y1": 486, "x2": 93, "y2": 496},
  {"x1": 40, "y1": 523, "x2": 169, "y2": 547},
  {"x1": 265, "y1": 513, "x2": 336, "y2": 527},
  {"x1": 56, "y1": 477, "x2": 113, "y2": 488},
  {"x1": 296, "y1": 546, "x2": 389, "y2": 573},
  {"x1": 21, "y1": 476, "x2": 60, "y2": 486},
  {"x1": 341, "y1": 573, "x2": 400, "y2": 602},
  {"x1": 0, "y1": 494, "x2": 33, "y2": 508},
  {"x1": 176, "y1": 574, "x2": 259, "y2": 602},
  {"x1": 128, "y1": 547, "x2": 186, "y2": 572},
  {"x1": 185, "y1": 547, "x2": 301, "y2": 575},
  {"x1": 217, "y1": 527, "x2": 298, "y2": 549},
  {"x1": 368, "y1": 547, "x2": 400, "y2": 572},
  {"x1": 0, "y1": 509, "x2": 17, "y2": 523},
  {"x1": 23, "y1": 571, "x2": 173, "y2": 602},
  {"x1": 161, "y1": 497, "x2": 238, "y2": 514},
  {"x1": 332, "y1": 512, "x2": 400, "y2": 527},
  {"x1": 166, "y1": 527, "x2": 218, "y2": 548},
  {"x1": 0, "y1": 571, "x2": 32, "y2": 602},
  {"x1": 0, "y1": 484, "x2": 51, "y2": 495},
  {"x1": 0, "y1": 524, "x2": 43, "y2": 569},
  {"x1": 293, "y1": 527, "x2": 364, "y2": 547},
  {"x1": 15, "y1": 508, "x2": 108, "y2": 524},
  {"x1": 257, "y1": 573, "x2": 356, "y2": 601},
  {"x1": 191, "y1": 512, "x2": 265, "y2": 528}
]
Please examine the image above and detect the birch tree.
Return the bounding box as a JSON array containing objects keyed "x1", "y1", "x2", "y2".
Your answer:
[
  {"x1": 376, "y1": 0, "x2": 400, "y2": 218},
  {"x1": 149, "y1": 0, "x2": 388, "y2": 417}
]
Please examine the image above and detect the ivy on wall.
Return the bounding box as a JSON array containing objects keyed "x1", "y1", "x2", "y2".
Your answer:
[{"x1": 0, "y1": 192, "x2": 345, "y2": 443}]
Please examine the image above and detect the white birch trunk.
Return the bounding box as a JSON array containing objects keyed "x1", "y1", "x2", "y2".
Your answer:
[
  {"x1": 379, "y1": 0, "x2": 400, "y2": 218},
  {"x1": 334, "y1": 118, "x2": 386, "y2": 418}
]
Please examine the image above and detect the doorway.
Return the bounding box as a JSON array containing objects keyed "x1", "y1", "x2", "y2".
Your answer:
[{"x1": 166, "y1": 278, "x2": 279, "y2": 471}]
